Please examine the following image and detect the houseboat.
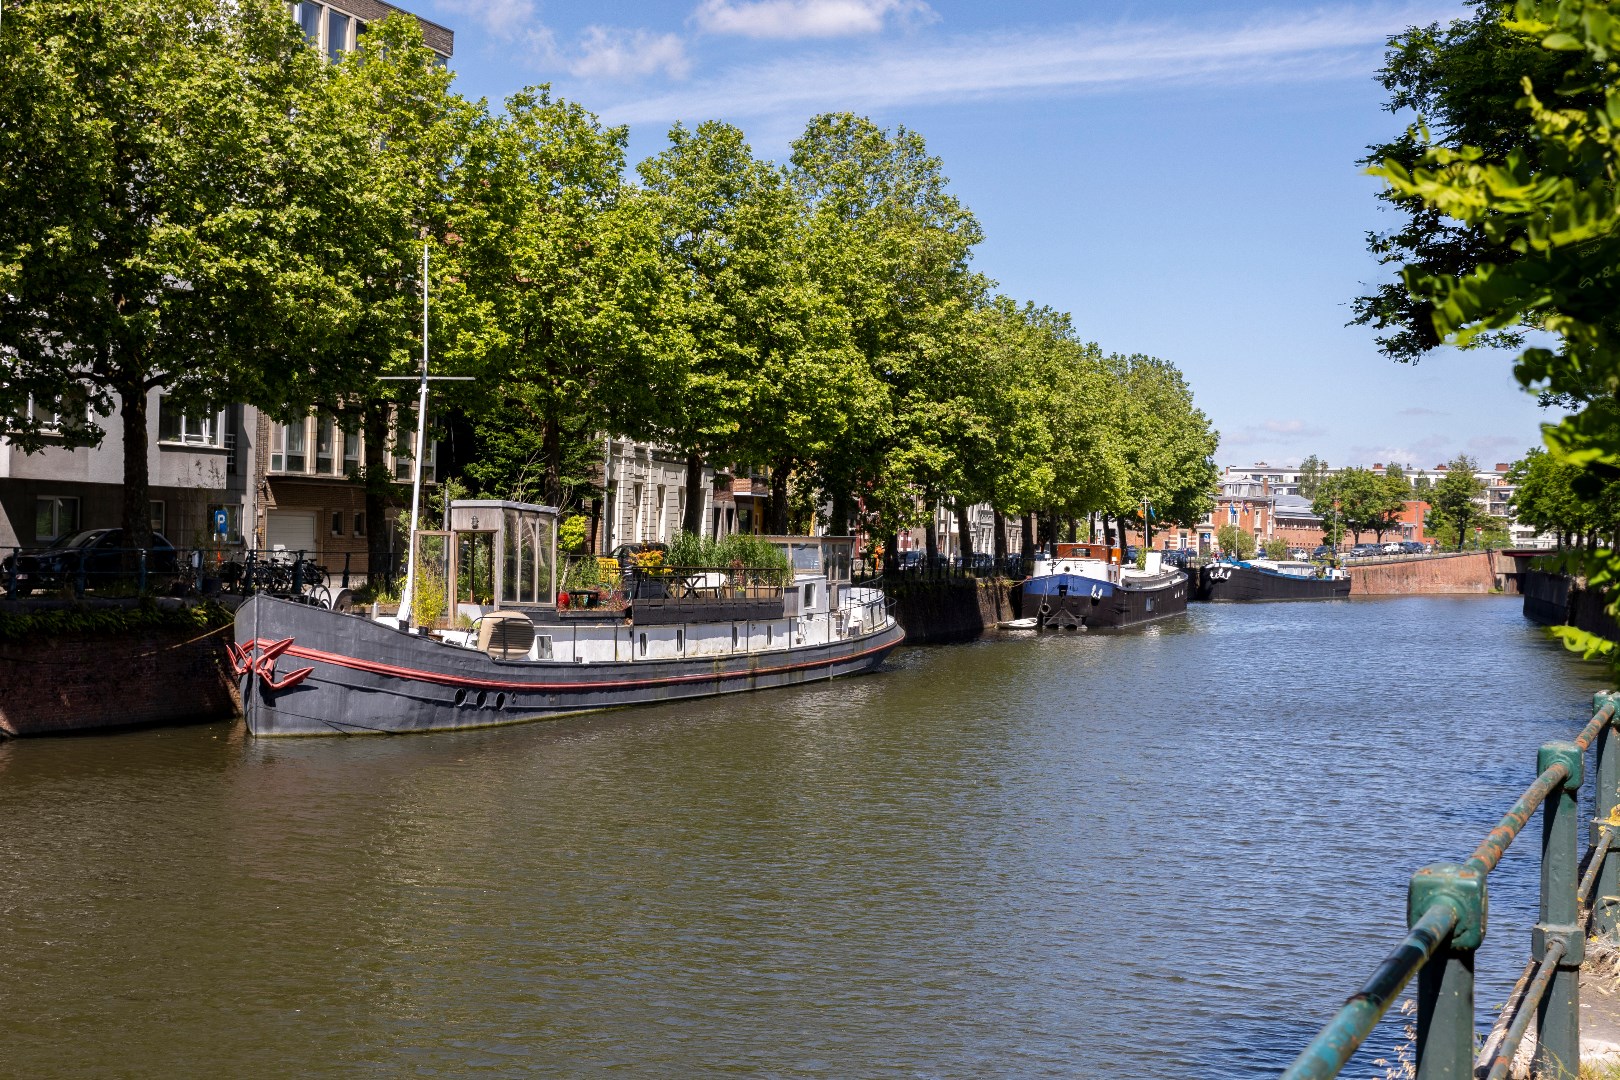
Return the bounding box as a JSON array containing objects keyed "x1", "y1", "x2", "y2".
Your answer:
[
  {"x1": 232, "y1": 500, "x2": 904, "y2": 736},
  {"x1": 1196, "y1": 560, "x2": 1351, "y2": 602},
  {"x1": 1018, "y1": 542, "x2": 1189, "y2": 630}
]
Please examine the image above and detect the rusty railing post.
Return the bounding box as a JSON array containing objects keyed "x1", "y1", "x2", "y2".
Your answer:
[
  {"x1": 1595, "y1": 693, "x2": 1620, "y2": 937},
  {"x1": 1410, "y1": 862, "x2": 1485, "y2": 1080},
  {"x1": 1535, "y1": 740, "x2": 1583, "y2": 1080}
]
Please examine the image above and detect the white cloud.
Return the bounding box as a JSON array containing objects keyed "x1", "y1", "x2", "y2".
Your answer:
[
  {"x1": 600, "y1": 4, "x2": 1460, "y2": 125},
  {"x1": 433, "y1": 0, "x2": 539, "y2": 39},
  {"x1": 570, "y1": 27, "x2": 691, "y2": 80},
  {"x1": 1262, "y1": 419, "x2": 1322, "y2": 436},
  {"x1": 692, "y1": 0, "x2": 936, "y2": 39}
]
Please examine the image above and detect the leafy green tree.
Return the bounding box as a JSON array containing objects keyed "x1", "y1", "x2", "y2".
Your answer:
[
  {"x1": 1263, "y1": 538, "x2": 1290, "y2": 560},
  {"x1": 1312, "y1": 468, "x2": 1392, "y2": 544},
  {"x1": 639, "y1": 120, "x2": 873, "y2": 537},
  {"x1": 1509, "y1": 443, "x2": 1620, "y2": 548},
  {"x1": 1216, "y1": 524, "x2": 1257, "y2": 559},
  {"x1": 327, "y1": 14, "x2": 486, "y2": 577},
  {"x1": 1425, "y1": 456, "x2": 1488, "y2": 552},
  {"x1": 0, "y1": 0, "x2": 378, "y2": 547},
  {"x1": 1353, "y1": 0, "x2": 1587, "y2": 365},
  {"x1": 1297, "y1": 454, "x2": 1329, "y2": 498},
  {"x1": 457, "y1": 87, "x2": 675, "y2": 512},
  {"x1": 789, "y1": 113, "x2": 985, "y2": 548},
  {"x1": 1113, "y1": 353, "x2": 1218, "y2": 544}
]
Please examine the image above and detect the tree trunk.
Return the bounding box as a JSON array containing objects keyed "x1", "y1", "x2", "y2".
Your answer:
[
  {"x1": 119, "y1": 372, "x2": 152, "y2": 552},
  {"x1": 542, "y1": 407, "x2": 563, "y2": 509},
  {"x1": 364, "y1": 400, "x2": 393, "y2": 589},
  {"x1": 682, "y1": 448, "x2": 705, "y2": 536},
  {"x1": 1065, "y1": 517, "x2": 1076, "y2": 543},
  {"x1": 587, "y1": 495, "x2": 601, "y2": 555},
  {"x1": 829, "y1": 488, "x2": 851, "y2": 536},
  {"x1": 883, "y1": 530, "x2": 899, "y2": 575},
  {"x1": 954, "y1": 501, "x2": 974, "y2": 563},
  {"x1": 924, "y1": 511, "x2": 939, "y2": 565},
  {"x1": 1021, "y1": 512, "x2": 1035, "y2": 559},
  {"x1": 769, "y1": 458, "x2": 791, "y2": 534},
  {"x1": 992, "y1": 508, "x2": 1007, "y2": 563}
]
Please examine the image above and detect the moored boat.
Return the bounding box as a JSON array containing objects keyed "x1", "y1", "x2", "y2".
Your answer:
[
  {"x1": 1018, "y1": 542, "x2": 1189, "y2": 630},
  {"x1": 1195, "y1": 559, "x2": 1350, "y2": 602},
  {"x1": 232, "y1": 501, "x2": 904, "y2": 736}
]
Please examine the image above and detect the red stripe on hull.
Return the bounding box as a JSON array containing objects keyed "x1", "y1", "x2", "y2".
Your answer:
[{"x1": 246, "y1": 635, "x2": 901, "y2": 693}]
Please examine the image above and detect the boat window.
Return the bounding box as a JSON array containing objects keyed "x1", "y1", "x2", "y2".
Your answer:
[
  {"x1": 766, "y1": 625, "x2": 773, "y2": 647},
  {"x1": 676, "y1": 629, "x2": 684, "y2": 653},
  {"x1": 803, "y1": 583, "x2": 816, "y2": 609},
  {"x1": 732, "y1": 626, "x2": 738, "y2": 649},
  {"x1": 638, "y1": 632, "x2": 647, "y2": 656}
]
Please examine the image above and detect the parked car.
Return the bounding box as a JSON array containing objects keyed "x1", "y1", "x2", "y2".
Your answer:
[
  {"x1": 1161, "y1": 549, "x2": 1190, "y2": 569},
  {"x1": 1289, "y1": 549, "x2": 1310, "y2": 561},
  {"x1": 1382, "y1": 541, "x2": 1403, "y2": 555},
  {"x1": 1401, "y1": 540, "x2": 1426, "y2": 554},
  {"x1": 1350, "y1": 543, "x2": 1382, "y2": 558},
  {"x1": 2, "y1": 528, "x2": 178, "y2": 594},
  {"x1": 1311, "y1": 545, "x2": 1335, "y2": 560}
]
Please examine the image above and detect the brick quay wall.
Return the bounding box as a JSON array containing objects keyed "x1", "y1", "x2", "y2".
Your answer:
[
  {"x1": 1346, "y1": 552, "x2": 1501, "y2": 595},
  {"x1": 0, "y1": 622, "x2": 239, "y2": 737}
]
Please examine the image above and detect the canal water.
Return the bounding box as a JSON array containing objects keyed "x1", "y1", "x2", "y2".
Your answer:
[{"x1": 0, "y1": 597, "x2": 1607, "y2": 1078}]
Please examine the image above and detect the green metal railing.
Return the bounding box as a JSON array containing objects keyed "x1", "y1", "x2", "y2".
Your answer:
[{"x1": 1282, "y1": 692, "x2": 1620, "y2": 1080}]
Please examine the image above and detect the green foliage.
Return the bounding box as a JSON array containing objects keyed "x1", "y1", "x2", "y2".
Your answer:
[
  {"x1": 1354, "y1": 0, "x2": 1583, "y2": 364},
  {"x1": 1312, "y1": 466, "x2": 1408, "y2": 543},
  {"x1": 1423, "y1": 456, "x2": 1489, "y2": 552},
  {"x1": 0, "y1": 3, "x2": 1224, "y2": 574},
  {"x1": 1297, "y1": 455, "x2": 1329, "y2": 499},
  {"x1": 0, "y1": 0, "x2": 384, "y2": 545},
  {"x1": 1216, "y1": 524, "x2": 1257, "y2": 559},
  {"x1": 0, "y1": 599, "x2": 233, "y2": 643},
  {"x1": 559, "y1": 515, "x2": 589, "y2": 554},
  {"x1": 1264, "y1": 538, "x2": 1291, "y2": 560}
]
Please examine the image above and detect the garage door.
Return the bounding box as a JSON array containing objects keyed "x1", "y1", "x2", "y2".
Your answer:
[{"x1": 266, "y1": 510, "x2": 318, "y2": 554}]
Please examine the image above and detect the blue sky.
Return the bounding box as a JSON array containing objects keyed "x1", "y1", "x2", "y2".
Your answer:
[{"x1": 410, "y1": 0, "x2": 1547, "y2": 472}]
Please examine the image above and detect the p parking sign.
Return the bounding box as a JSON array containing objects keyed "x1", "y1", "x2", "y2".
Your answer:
[{"x1": 212, "y1": 508, "x2": 229, "y2": 537}]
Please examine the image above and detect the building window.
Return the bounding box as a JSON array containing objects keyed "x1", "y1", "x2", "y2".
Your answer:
[
  {"x1": 342, "y1": 426, "x2": 359, "y2": 475},
  {"x1": 150, "y1": 501, "x2": 166, "y2": 535},
  {"x1": 354, "y1": 511, "x2": 366, "y2": 537},
  {"x1": 326, "y1": 9, "x2": 350, "y2": 60},
  {"x1": 158, "y1": 398, "x2": 223, "y2": 446},
  {"x1": 331, "y1": 511, "x2": 344, "y2": 537},
  {"x1": 270, "y1": 423, "x2": 285, "y2": 472},
  {"x1": 294, "y1": 1, "x2": 321, "y2": 45},
  {"x1": 285, "y1": 419, "x2": 307, "y2": 473},
  {"x1": 34, "y1": 496, "x2": 80, "y2": 542},
  {"x1": 316, "y1": 415, "x2": 335, "y2": 474}
]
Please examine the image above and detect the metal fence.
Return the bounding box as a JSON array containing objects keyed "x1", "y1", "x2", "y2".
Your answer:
[
  {"x1": 1282, "y1": 692, "x2": 1620, "y2": 1080},
  {"x1": 2, "y1": 544, "x2": 400, "y2": 605}
]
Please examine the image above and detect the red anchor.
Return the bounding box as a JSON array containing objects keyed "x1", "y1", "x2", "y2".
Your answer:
[{"x1": 227, "y1": 637, "x2": 315, "y2": 692}]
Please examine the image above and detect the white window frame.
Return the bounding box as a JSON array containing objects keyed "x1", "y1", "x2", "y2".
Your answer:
[
  {"x1": 35, "y1": 495, "x2": 80, "y2": 543},
  {"x1": 158, "y1": 399, "x2": 224, "y2": 447}
]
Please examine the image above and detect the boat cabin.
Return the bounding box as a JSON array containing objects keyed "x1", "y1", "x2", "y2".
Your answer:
[
  {"x1": 757, "y1": 535, "x2": 857, "y2": 582},
  {"x1": 440, "y1": 499, "x2": 558, "y2": 612},
  {"x1": 1052, "y1": 543, "x2": 1120, "y2": 564}
]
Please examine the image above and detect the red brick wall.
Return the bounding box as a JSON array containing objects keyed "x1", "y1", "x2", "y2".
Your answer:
[{"x1": 0, "y1": 627, "x2": 240, "y2": 736}]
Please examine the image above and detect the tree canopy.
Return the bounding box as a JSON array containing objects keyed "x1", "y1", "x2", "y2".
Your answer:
[{"x1": 2, "y1": 0, "x2": 1222, "y2": 564}]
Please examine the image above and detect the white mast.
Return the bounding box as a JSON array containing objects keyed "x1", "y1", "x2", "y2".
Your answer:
[{"x1": 386, "y1": 242, "x2": 470, "y2": 631}]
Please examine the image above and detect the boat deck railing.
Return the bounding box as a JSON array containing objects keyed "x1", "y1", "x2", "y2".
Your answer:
[{"x1": 1282, "y1": 692, "x2": 1620, "y2": 1079}]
